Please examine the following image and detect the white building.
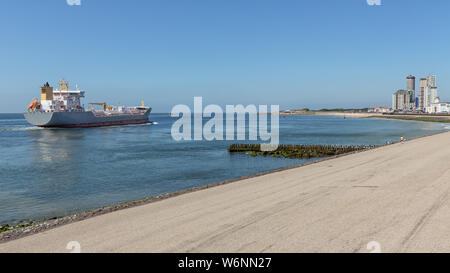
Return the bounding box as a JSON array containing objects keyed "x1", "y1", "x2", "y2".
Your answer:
[
  {"x1": 426, "y1": 97, "x2": 450, "y2": 114},
  {"x1": 424, "y1": 75, "x2": 438, "y2": 109},
  {"x1": 424, "y1": 86, "x2": 438, "y2": 108},
  {"x1": 371, "y1": 106, "x2": 391, "y2": 113}
]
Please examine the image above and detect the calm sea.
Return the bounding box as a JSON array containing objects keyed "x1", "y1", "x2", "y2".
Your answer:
[{"x1": 0, "y1": 113, "x2": 448, "y2": 224}]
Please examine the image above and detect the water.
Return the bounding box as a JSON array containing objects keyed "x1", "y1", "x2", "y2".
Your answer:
[{"x1": 0, "y1": 113, "x2": 448, "y2": 224}]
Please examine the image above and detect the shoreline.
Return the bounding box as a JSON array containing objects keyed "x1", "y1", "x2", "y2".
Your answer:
[
  {"x1": 0, "y1": 129, "x2": 447, "y2": 245},
  {"x1": 2, "y1": 129, "x2": 450, "y2": 252},
  {"x1": 369, "y1": 115, "x2": 450, "y2": 123}
]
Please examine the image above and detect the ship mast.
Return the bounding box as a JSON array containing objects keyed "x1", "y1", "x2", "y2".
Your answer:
[{"x1": 60, "y1": 78, "x2": 69, "y2": 92}]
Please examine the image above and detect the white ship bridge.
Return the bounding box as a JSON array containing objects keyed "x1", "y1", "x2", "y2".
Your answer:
[{"x1": 38, "y1": 79, "x2": 85, "y2": 112}]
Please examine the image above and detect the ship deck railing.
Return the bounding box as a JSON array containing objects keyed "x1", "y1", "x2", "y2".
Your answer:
[{"x1": 92, "y1": 109, "x2": 146, "y2": 117}]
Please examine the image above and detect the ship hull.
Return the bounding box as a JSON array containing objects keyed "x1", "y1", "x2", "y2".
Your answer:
[{"x1": 24, "y1": 108, "x2": 151, "y2": 128}]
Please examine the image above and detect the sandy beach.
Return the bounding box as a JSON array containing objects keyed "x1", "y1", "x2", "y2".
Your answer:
[
  {"x1": 2, "y1": 131, "x2": 450, "y2": 253},
  {"x1": 280, "y1": 111, "x2": 384, "y2": 118},
  {"x1": 282, "y1": 111, "x2": 450, "y2": 121},
  {"x1": 312, "y1": 112, "x2": 381, "y2": 118}
]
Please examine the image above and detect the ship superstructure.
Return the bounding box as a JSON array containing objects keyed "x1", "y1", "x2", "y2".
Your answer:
[{"x1": 25, "y1": 79, "x2": 152, "y2": 128}]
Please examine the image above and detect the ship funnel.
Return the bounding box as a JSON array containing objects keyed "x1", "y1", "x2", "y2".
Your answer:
[{"x1": 41, "y1": 83, "x2": 53, "y2": 101}]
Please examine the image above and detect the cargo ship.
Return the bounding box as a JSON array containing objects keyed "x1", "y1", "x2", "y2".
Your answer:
[{"x1": 24, "y1": 79, "x2": 152, "y2": 128}]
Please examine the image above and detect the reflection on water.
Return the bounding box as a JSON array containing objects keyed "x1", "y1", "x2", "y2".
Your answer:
[
  {"x1": 0, "y1": 113, "x2": 448, "y2": 224},
  {"x1": 29, "y1": 129, "x2": 85, "y2": 163},
  {"x1": 26, "y1": 129, "x2": 87, "y2": 196}
]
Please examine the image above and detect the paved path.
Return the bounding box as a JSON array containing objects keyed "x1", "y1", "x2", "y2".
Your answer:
[{"x1": 2, "y1": 131, "x2": 450, "y2": 253}]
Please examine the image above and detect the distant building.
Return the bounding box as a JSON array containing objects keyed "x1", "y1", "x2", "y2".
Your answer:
[
  {"x1": 424, "y1": 75, "x2": 438, "y2": 109},
  {"x1": 392, "y1": 75, "x2": 417, "y2": 111},
  {"x1": 406, "y1": 75, "x2": 416, "y2": 93},
  {"x1": 392, "y1": 74, "x2": 442, "y2": 113},
  {"x1": 418, "y1": 78, "x2": 427, "y2": 111},
  {"x1": 427, "y1": 75, "x2": 436, "y2": 88},
  {"x1": 426, "y1": 96, "x2": 450, "y2": 113},
  {"x1": 373, "y1": 106, "x2": 391, "y2": 113},
  {"x1": 392, "y1": 89, "x2": 415, "y2": 111}
]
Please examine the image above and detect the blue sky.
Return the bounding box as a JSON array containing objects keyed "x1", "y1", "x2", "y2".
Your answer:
[{"x1": 1, "y1": 0, "x2": 450, "y2": 112}]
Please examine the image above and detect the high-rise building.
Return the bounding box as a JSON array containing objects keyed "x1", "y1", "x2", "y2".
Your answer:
[
  {"x1": 425, "y1": 86, "x2": 438, "y2": 109},
  {"x1": 419, "y1": 78, "x2": 427, "y2": 111},
  {"x1": 424, "y1": 75, "x2": 438, "y2": 109},
  {"x1": 406, "y1": 75, "x2": 416, "y2": 110},
  {"x1": 392, "y1": 75, "x2": 439, "y2": 112},
  {"x1": 392, "y1": 75, "x2": 417, "y2": 111},
  {"x1": 427, "y1": 75, "x2": 436, "y2": 88},
  {"x1": 392, "y1": 89, "x2": 415, "y2": 111},
  {"x1": 406, "y1": 75, "x2": 416, "y2": 92}
]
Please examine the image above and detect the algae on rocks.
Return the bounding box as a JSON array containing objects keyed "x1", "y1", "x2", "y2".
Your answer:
[{"x1": 228, "y1": 144, "x2": 374, "y2": 159}]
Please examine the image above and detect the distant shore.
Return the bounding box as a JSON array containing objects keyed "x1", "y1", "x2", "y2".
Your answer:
[
  {"x1": 279, "y1": 111, "x2": 381, "y2": 118},
  {"x1": 371, "y1": 114, "x2": 450, "y2": 123},
  {"x1": 280, "y1": 111, "x2": 450, "y2": 123}
]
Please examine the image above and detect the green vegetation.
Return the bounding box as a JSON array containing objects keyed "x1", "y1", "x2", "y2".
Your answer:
[
  {"x1": 291, "y1": 108, "x2": 310, "y2": 112},
  {"x1": 0, "y1": 224, "x2": 10, "y2": 233},
  {"x1": 280, "y1": 108, "x2": 310, "y2": 113},
  {"x1": 0, "y1": 220, "x2": 34, "y2": 234},
  {"x1": 228, "y1": 144, "x2": 374, "y2": 159}
]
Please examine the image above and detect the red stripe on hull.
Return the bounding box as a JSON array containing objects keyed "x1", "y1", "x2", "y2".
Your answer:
[{"x1": 39, "y1": 119, "x2": 149, "y2": 128}]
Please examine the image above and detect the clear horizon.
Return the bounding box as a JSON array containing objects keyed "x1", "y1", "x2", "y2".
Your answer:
[{"x1": 1, "y1": 0, "x2": 450, "y2": 112}]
